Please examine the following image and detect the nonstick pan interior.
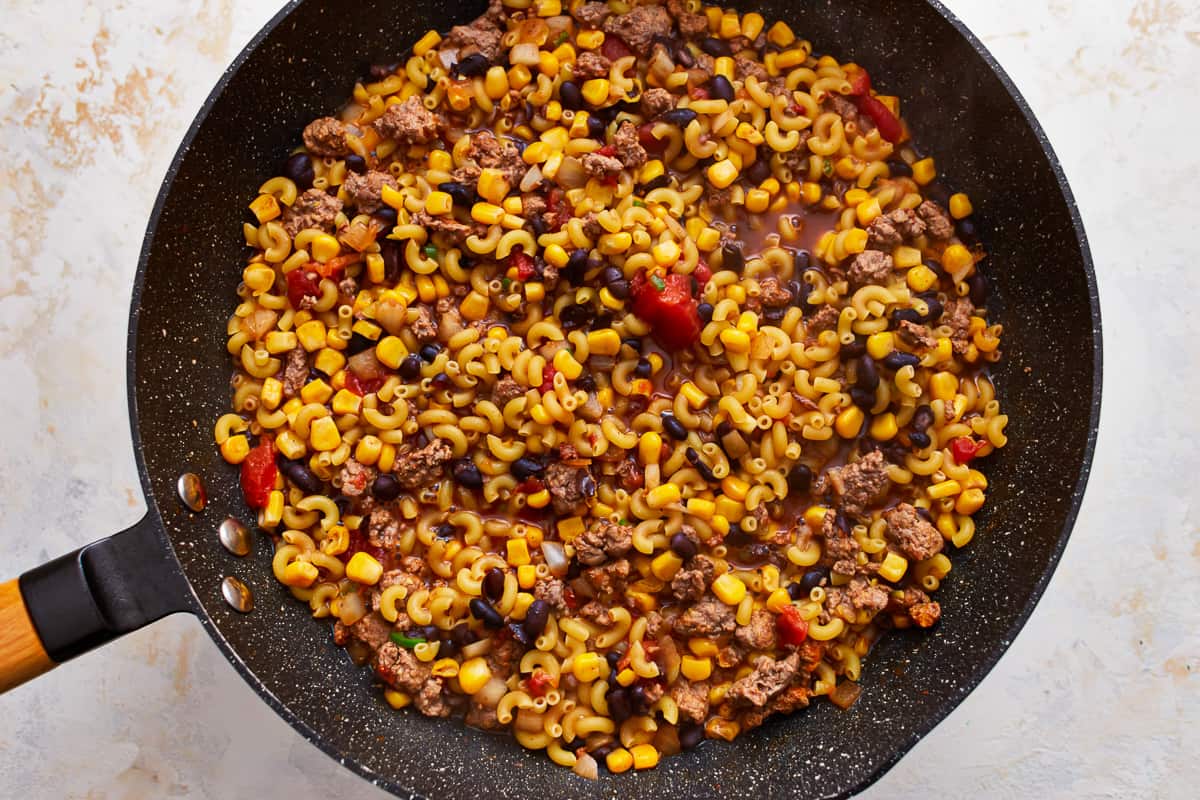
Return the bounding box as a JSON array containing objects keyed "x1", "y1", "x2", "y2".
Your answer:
[{"x1": 130, "y1": 1, "x2": 1099, "y2": 797}]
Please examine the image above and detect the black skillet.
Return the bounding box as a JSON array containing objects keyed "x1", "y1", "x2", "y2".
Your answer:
[{"x1": 0, "y1": 1, "x2": 1100, "y2": 797}]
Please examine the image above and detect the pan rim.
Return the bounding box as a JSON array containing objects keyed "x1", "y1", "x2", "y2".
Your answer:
[{"x1": 123, "y1": 1, "x2": 1102, "y2": 797}]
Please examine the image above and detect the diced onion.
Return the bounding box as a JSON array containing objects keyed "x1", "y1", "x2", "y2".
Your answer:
[
  {"x1": 554, "y1": 157, "x2": 587, "y2": 189},
  {"x1": 572, "y1": 752, "x2": 598, "y2": 780},
  {"x1": 519, "y1": 164, "x2": 544, "y2": 193},
  {"x1": 542, "y1": 541, "x2": 569, "y2": 577},
  {"x1": 510, "y1": 43, "x2": 541, "y2": 65},
  {"x1": 476, "y1": 676, "x2": 508, "y2": 706},
  {"x1": 336, "y1": 591, "x2": 367, "y2": 626},
  {"x1": 829, "y1": 680, "x2": 863, "y2": 710}
]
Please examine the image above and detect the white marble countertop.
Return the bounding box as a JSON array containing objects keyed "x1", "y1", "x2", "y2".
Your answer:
[{"x1": 0, "y1": 1, "x2": 1196, "y2": 797}]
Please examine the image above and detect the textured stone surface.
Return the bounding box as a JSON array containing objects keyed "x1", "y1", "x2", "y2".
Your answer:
[{"x1": 0, "y1": 0, "x2": 1195, "y2": 798}]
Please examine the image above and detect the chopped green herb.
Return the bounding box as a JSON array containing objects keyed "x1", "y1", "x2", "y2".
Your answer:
[
  {"x1": 390, "y1": 632, "x2": 426, "y2": 649},
  {"x1": 619, "y1": 518, "x2": 630, "y2": 526},
  {"x1": 632, "y1": 200, "x2": 646, "y2": 208},
  {"x1": 423, "y1": 244, "x2": 438, "y2": 258},
  {"x1": 553, "y1": 31, "x2": 570, "y2": 47},
  {"x1": 822, "y1": 158, "x2": 833, "y2": 177},
  {"x1": 501, "y1": 277, "x2": 512, "y2": 290},
  {"x1": 650, "y1": 274, "x2": 666, "y2": 292}
]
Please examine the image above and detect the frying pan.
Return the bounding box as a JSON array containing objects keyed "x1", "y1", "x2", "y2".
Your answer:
[{"x1": 0, "y1": 0, "x2": 1100, "y2": 797}]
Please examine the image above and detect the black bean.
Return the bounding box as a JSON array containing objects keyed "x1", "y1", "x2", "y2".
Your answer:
[
  {"x1": 912, "y1": 405, "x2": 935, "y2": 432},
  {"x1": 452, "y1": 53, "x2": 490, "y2": 78},
  {"x1": 793, "y1": 249, "x2": 812, "y2": 271},
  {"x1": 482, "y1": 568, "x2": 506, "y2": 602},
  {"x1": 883, "y1": 351, "x2": 921, "y2": 370},
  {"x1": 679, "y1": 723, "x2": 705, "y2": 750},
  {"x1": 559, "y1": 80, "x2": 583, "y2": 110},
  {"x1": 786, "y1": 463, "x2": 812, "y2": 493},
  {"x1": 438, "y1": 181, "x2": 476, "y2": 207},
  {"x1": 716, "y1": 421, "x2": 734, "y2": 438},
  {"x1": 284, "y1": 153, "x2": 315, "y2": 190},
  {"x1": 371, "y1": 473, "x2": 401, "y2": 501},
  {"x1": 856, "y1": 357, "x2": 879, "y2": 391},
  {"x1": 746, "y1": 156, "x2": 772, "y2": 184},
  {"x1": 431, "y1": 372, "x2": 452, "y2": 390},
  {"x1": 507, "y1": 621, "x2": 532, "y2": 647},
  {"x1": 786, "y1": 581, "x2": 807, "y2": 600},
  {"x1": 419, "y1": 343, "x2": 441, "y2": 362},
  {"x1": 605, "y1": 650, "x2": 623, "y2": 671},
  {"x1": 371, "y1": 206, "x2": 398, "y2": 227},
  {"x1": 697, "y1": 302, "x2": 715, "y2": 323},
  {"x1": 708, "y1": 75, "x2": 734, "y2": 102},
  {"x1": 397, "y1": 354, "x2": 422, "y2": 380},
  {"x1": 381, "y1": 240, "x2": 403, "y2": 282},
  {"x1": 700, "y1": 37, "x2": 732, "y2": 57},
  {"x1": 281, "y1": 459, "x2": 323, "y2": 494},
  {"x1": 438, "y1": 638, "x2": 459, "y2": 658},
  {"x1": 345, "y1": 154, "x2": 367, "y2": 174},
  {"x1": 662, "y1": 415, "x2": 688, "y2": 440},
  {"x1": 602, "y1": 266, "x2": 624, "y2": 286},
  {"x1": 721, "y1": 242, "x2": 745, "y2": 273},
  {"x1": 559, "y1": 303, "x2": 595, "y2": 331},
  {"x1": 886, "y1": 159, "x2": 913, "y2": 177},
  {"x1": 799, "y1": 566, "x2": 829, "y2": 593},
  {"x1": 523, "y1": 599, "x2": 550, "y2": 638},
  {"x1": 639, "y1": 174, "x2": 671, "y2": 191},
  {"x1": 670, "y1": 531, "x2": 698, "y2": 560},
  {"x1": 469, "y1": 598, "x2": 505, "y2": 629},
  {"x1": 577, "y1": 373, "x2": 596, "y2": 392},
  {"x1": 892, "y1": 308, "x2": 925, "y2": 327},
  {"x1": 608, "y1": 278, "x2": 631, "y2": 300},
  {"x1": 659, "y1": 107, "x2": 698, "y2": 126},
  {"x1": 452, "y1": 459, "x2": 484, "y2": 489},
  {"x1": 968, "y1": 272, "x2": 989, "y2": 306},
  {"x1": 451, "y1": 623, "x2": 478, "y2": 646},
  {"x1": 435, "y1": 523, "x2": 456, "y2": 540},
  {"x1": 606, "y1": 686, "x2": 632, "y2": 723},
  {"x1": 580, "y1": 473, "x2": 597, "y2": 498},
  {"x1": 851, "y1": 387, "x2": 876, "y2": 410},
  {"x1": 590, "y1": 741, "x2": 617, "y2": 761},
  {"x1": 592, "y1": 312, "x2": 614, "y2": 331},
  {"x1": 564, "y1": 248, "x2": 590, "y2": 284},
  {"x1": 924, "y1": 258, "x2": 948, "y2": 281},
  {"x1": 586, "y1": 114, "x2": 605, "y2": 140},
  {"x1": 919, "y1": 294, "x2": 944, "y2": 322},
  {"x1": 630, "y1": 684, "x2": 650, "y2": 712},
  {"x1": 909, "y1": 431, "x2": 931, "y2": 449},
  {"x1": 958, "y1": 217, "x2": 979, "y2": 241},
  {"x1": 635, "y1": 358, "x2": 652, "y2": 378},
  {"x1": 511, "y1": 457, "x2": 544, "y2": 481},
  {"x1": 840, "y1": 339, "x2": 866, "y2": 358},
  {"x1": 916, "y1": 506, "x2": 934, "y2": 523}
]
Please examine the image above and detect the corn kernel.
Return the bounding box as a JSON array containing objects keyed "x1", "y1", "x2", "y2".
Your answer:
[
  {"x1": 315, "y1": 347, "x2": 347, "y2": 376},
  {"x1": 309, "y1": 416, "x2": 341, "y2": 452},
  {"x1": 296, "y1": 320, "x2": 327, "y2": 352},
  {"x1": 460, "y1": 291, "x2": 490, "y2": 322},
  {"x1": 767, "y1": 20, "x2": 794, "y2": 46},
  {"x1": 688, "y1": 638, "x2": 720, "y2": 658},
  {"x1": 686, "y1": 498, "x2": 715, "y2": 520},
  {"x1": 471, "y1": 202, "x2": 505, "y2": 225},
  {"x1": 912, "y1": 157, "x2": 937, "y2": 185},
  {"x1": 712, "y1": 573, "x2": 747, "y2": 605},
  {"x1": 766, "y1": 588, "x2": 793, "y2": 613},
  {"x1": 942, "y1": 243, "x2": 974, "y2": 275},
  {"x1": 515, "y1": 564, "x2": 537, "y2": 590},
  {"x1": 606, "y1": 748, "x2": 634, "y2": 774},
  {"x1": 869, "y1": 412, "x2": 898, "y2": 441},
  {"x1": 867, "y1": 331, "x2": 895, "y2": 359},
  {"x1": 744, "y1": 188, "x2": 770, "y2": 214},
  {"x1": 878, "y1": 552, "x2": 909, "y2": 583},
  {"x1": 804, "y1": 505, "x2": 828, "y2": 530},
  {"x1": 346, "y1": 551, "x2": 383, "y2": 585},
  {"x1": 955, "y1": 488, "x2": 986, "y2": 515},
  {"x1": 260, "y1": 489, "x2": 284, "y2": 528},
  {"x1": 647, "y1": 483, "x2": 681, "y2": 509},
  {"x1": 721, "y1": 475, "x2": 749, "y2": 502},
  {"x1": 300, "y1": 378, "x2": 333, "y2": 405},
  {"x1": 572, "y1": 652, "x2": 604, "y2": 682},
  {"x1": 694, "y1": 226, "x2": 721, "y2": 251},
  {"x1": 423, "y1": 190, "x2": 453, "y2": 216},
  {"x1": 584, "y1": 328, "x2": 621, "y2": 357},
  {"x1": 581, "y1": 78, "x2": 611, "y2": 105},
  {"x1": 327, "y1": 389, "x2": 360, "y2": 416},
  {"x1": 283, "y1": 560, "x2": 319, "y2": 588},
  {"x1": 651, "y1": 551, "x2": 684, "y2": 581},
  {"x1": 856, "y1": 197, "x2": 882, "y2": 226},
  {"x1": 258, "y1": 378, "x2": 283, "y2": 411},
  {"x1": 616, "y1": 667, "x2": 638, "y2": 687},
  {"x1": 927, "y1": 479, "x2": 963, "y2": 500},
  {"x1": 844, "y1": 227, "x2": 869, "y2": 254},
  {"x1": 458, "y1": 657, "x2": 492, "y2": 695},
  {"x1": 834, "y1": 406, "x2": 864, "y2": 438},
  {"x1": 905, "y1": 264, "x2": 938, "y2": 293},
  {"x1": 719, "y1": 328, "x2": 751, "y2": 353},
  {"x1": 553, "y1": 348, "x2": 583, "y2": 380},
  {"x1": 707, "y1": 159, "x2": 739, "y2": 189},
  {"x1": 220, "y1": 435, "x2": 251, "y2": 465},
  {"x1": 964, "y1": 469, "x2": 989, "y2": 491},
  {"x1": 506, "y1": 537, "x2": 532, "y2": 567},
  {"x1": 527, "y1": 489, "x2": 551, "y2": 509},
  {"x1": 426, "y1": 149, "x2": 452, "y2": 172},
  {"x1": 249, "y1": 194, "x2": 281, "y2": 223},
  {"x1": 311, "y1": 234, "x2": 340, "y2": 263},
  {"x1": 383, "y1": 689, "x2": 411, "y2": 709},
  {"x1": 927, "y1": 372, "x2": 957, "y2": 403},
  {"x1": 639, "y1": 431, "x2": 663, "y2": 465},
  {"x1": 375, "y1": 335, "x2": 407, "y2": 369},
  {"x1": 651, "y1": 240, "x2": 681, "y2": 268},
  {"x1": 556, "y1": 517, "x2": 586, "y2": 542},
  {"x1": 949, "y1": 192, "x2": 973, "y2": 219},
  {"x1": 476, "y1": 168, "x2": 511, "y2": 205},
  {"x1": 630, "y1": 744, "x2": 659, "y2": 770},
  {"x1": 681, "y1": 655, "x2": 713, "y2": 681}
]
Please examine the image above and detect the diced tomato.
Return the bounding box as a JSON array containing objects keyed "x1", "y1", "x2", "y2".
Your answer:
[
  {"x1": 693, "y1": 259, "x2": 712, "y2": 289},
  {"x1": 344, "y1": 371, "x2": 384, "y2": 397},
  {"x1": 558, "y1": 443, "x2": 580, "y2": 461},
  {"x1": 856, "y1": 94, "x2": 903, "y2": 143},
  {"x1": 563, "y1": 586, "x2": 578, "y2": 610},
  {"x1": 689, "y1": 85, "x2": 709, "y2": 100},
  {"x1": 631, "y1": 271, "x2": 702, "y2": 351},
  {"x1": 600, "y1": 35, "x2": 633, "y2": 62},
  {"x1": 950, "y1": 436, "x2": 983, "y2": 465},
  {"x1": 510, "y1": 248, "x2": 536, "y2": 281},
  {"x1": 314, "y1": 253, "x2": 358, "y2": 280},
  {"x1": 545, "y1": 188, "x2": 571, "y2": 231},
  {"x1": 526, "y1": 669, "x2": 555, "y2": 698},
  {"x1": 285, "y1": 268, "x2": 321, "y2": 310},
  {"x1": 777, "y1": 605, "x2": 809, "y2": 647},
  {"x1": 341, "y1": 527, "x2": 384, "y2": 564},
  {"x1": 540, "y1": 365, "x2": 558, "y2": 393},
  {"x1": 239, "y1": 440, "x2": 277, "y2": 509},
  {"x1": 517, "y1": 477, "x2": 544, "y2": 494},
  {"x1": 637, "y1": 122, "x2": 667, "y2": 154},
  {"x1": 596, "y1": 144, "x2": 616, "y2": 157}
]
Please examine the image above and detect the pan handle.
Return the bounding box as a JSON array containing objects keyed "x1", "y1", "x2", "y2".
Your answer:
[{"x1": 0, "y1": 513, "x2": 193, "y2": 693}]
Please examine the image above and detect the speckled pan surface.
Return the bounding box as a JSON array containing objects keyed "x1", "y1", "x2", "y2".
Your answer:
[{"x1": 127, "y1": 0, "x2": 1100, "y2": 797}]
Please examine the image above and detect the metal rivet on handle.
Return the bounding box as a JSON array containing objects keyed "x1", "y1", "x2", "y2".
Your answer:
[
  {"x1": 177, "y1": 472, "x2": 206, "y2": 512},
  {"x1": 218, "y1": 517, "x2": 252, "y2": 556},
  {"x1": 221, "y1": 576, "x2": 253, "y2": 613}
]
